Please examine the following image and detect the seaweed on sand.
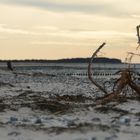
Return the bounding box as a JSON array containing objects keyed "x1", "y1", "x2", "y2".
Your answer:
[{"x1": 52, "y1": 94, "x2": 93, "y2": 103}]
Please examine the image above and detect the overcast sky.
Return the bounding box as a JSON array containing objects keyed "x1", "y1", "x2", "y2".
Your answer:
[{"x1": 0, "y1": 0, "x2": 140, "y2": 62}]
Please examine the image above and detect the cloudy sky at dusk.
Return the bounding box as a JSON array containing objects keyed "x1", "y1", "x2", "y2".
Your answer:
[{"x1": 0, "y1": 0, "x2": 140, "y2": 62}]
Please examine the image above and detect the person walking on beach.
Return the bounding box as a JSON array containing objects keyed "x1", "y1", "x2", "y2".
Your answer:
[{"x1": 7, "y1": 61, "x2": 13, "y2": 71}]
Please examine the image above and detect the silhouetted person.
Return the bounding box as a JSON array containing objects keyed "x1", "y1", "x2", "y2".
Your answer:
[{"x1": 7, "y1": 61, "x2": 13, "y2": 71}]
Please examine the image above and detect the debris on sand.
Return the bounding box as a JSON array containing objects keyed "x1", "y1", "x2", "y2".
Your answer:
[{"x1": 53, "y1": 94, "x2": 93, "y2": 103}]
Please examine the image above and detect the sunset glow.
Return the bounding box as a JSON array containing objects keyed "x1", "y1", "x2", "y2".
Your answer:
[{"x1": 0, "y1": 0, "x2": 140, "y2": 62}]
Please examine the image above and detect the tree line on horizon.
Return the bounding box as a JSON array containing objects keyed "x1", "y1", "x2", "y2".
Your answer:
[{"x1": 0, "y1": 57, "x2": 122, "y2": 63}]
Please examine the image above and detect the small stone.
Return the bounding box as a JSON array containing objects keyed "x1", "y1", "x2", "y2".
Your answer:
[
  {"x1": 88, "y1": 107, "x2": 93, "y2": 111},
  {"x1": 135, "y1": 123, "x2": 140, "y2": 126},
  {"x1": 8, "y1": 131, "x2": 21, "y2": 136},
  {"x1": 104, "y1": 137, "x2": 112, "y2": 140},
  {"x1": 118, "y1": 116, "x2": 131, "y2": 125},
  {"x1": 27, "y1": 86, "x2": 30, "y2": 89},
  {"x1": 92, "y1": 118, "x2": 101, "y2": 125},
  {"x1": 104, "y1": 134, "x2": 118, "y2": 140},
  {"x1": 67, "y1": 120, "x2": 75, "y2": 127},
  {"x1": 35, "y1": 118, "x2": 42, "y2": 124},
  {"x1": 111, "y1": 134, "x2": 118, "y2": 138},
  {"x1": 138, "y1": 118, "x2": 140, "y2": 121},
  {"x1": 22, "y1": 118, "x2": 30, "y2": 122},
  {"x1": 92, "y1": 118, "x2": 101, "y2": 122},
  {"x1": 10, "y1": 117, "x2": 18, "y2": 122},
  {"x1": 91, "y1": 137, "x2": 97, "y2": 140}
]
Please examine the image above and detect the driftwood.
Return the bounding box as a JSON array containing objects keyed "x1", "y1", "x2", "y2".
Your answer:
[
  {"x1": 88, "y1": 25, "x2": 140, "y2": 104},
  {"x1": 88, "y1": 43, "x2": 140, "y2": 105}
]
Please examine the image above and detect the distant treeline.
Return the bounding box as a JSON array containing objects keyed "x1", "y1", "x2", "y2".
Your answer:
[{"x1": 0, "y1": 57, "x2": 122, "y2": 63}]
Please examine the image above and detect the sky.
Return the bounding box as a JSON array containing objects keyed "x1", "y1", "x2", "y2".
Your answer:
[{"x1": 0, "y1": 0, "x2": 140, "y2": 62}]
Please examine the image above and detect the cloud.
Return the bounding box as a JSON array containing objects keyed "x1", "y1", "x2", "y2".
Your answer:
[
  {"x1": 31, "y1": 29, "x2": 135, "y2": 48},
  {"x1": 44, "y1": 28, "x2": 135, "y2": 40},
  {"x1": 131, "y1": 14, "x2": 140, "y2": 18},
  {"x1": 31, "y1": 41, "x2": 95, "y2": 46},
  {"x1": 0, "y1": 0, "x2": 108, "y2": 14},
  {"x1": 0, "y1": 24, "x2": 31, "y2": 34},
  {"x1": 1, "y1": 0, "x2": 140, "y2": 17}
]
